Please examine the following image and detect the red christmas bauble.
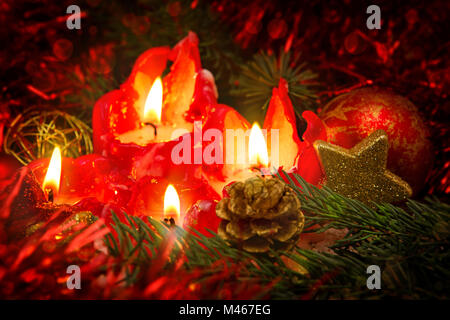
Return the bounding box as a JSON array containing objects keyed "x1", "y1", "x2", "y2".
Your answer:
[
  {"x1": 319, "y1": 87, "x2": 433, "y2": 194},
  {"x1": 183, "y1": 199, "x2": 220, "y2": 237}
]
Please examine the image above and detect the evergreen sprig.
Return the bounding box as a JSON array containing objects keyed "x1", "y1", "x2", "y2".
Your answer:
[
  {"x1": 279, "y1": 171, "x2": 450, "y2": 299},
  {"x1": 102, "y1": 173, "x2": 450, "y2": 299},
  {"x1": 231, "y1": 51, "x2": 320, "y2": 122}
]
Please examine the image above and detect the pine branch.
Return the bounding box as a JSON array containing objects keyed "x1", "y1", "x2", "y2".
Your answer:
[
  {"x1": 66, "y1": 70, "x2": 118, "y2": 126},
  {"x1": 231, "y1": 51, "x2": 320, "y2": 122},
  {"x1": 278, "y1": 171, "x2": 450, "y2": 298},
  {"x1": 101, "y1": 173, "x2": 449, "y2": 299}
]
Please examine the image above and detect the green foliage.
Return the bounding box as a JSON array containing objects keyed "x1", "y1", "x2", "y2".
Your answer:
[
  {"x1": 231, "y1": 51, "x2": 320, "y2": 123},
  {"x1": 66, "y1": 71, "x2": 117, "y2": 126},
  {"x1": 279, "y1": 172, "x2": 450, "y2": 298},
  {"x1": 103, "y1": 173, "x2": 450, "y2": 299}
]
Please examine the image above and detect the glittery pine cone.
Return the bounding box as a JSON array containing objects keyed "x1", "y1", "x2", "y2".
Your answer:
[{"x1": 217, "y1": 176, "x2": 304, "y2": 253}]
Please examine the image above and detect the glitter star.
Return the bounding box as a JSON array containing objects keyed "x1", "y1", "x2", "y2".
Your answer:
[{"x1": 314, "y1": 130, "x2": 412, "y2": 206}]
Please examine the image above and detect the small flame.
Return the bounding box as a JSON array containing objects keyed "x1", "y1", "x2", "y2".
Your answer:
[
  {"x1": 249, "y1": 122, "x2": 269, "y2": 167},
  {"x1": 42, "y1": 146, "x2": 62, "y2": 196},
  {"x1": 164, "y1": 184, "x2": 180, "y2": 221},
  {"x1": 143, "y1": 77, "x2": 163, "y2": 124}
]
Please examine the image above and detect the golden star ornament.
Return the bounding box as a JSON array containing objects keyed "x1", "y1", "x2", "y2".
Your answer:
[{"x1": 314, "y1": 130, "x2": 412, "y2": 206}]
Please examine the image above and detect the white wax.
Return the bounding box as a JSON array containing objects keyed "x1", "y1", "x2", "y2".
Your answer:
[{"x1": 117, "y1": 124, "x2": 187, "y2": 146}]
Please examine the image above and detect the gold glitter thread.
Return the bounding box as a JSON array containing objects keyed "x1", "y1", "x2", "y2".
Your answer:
[{"x1": 313, "y1": 130, "x2": 412, "y2": 206}]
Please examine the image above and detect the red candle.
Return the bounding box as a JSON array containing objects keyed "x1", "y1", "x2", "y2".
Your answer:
[
  {"x1": 92, "y1": 32, "x2": 217, "y2": 174},
  {"x1": 28, "y1": 151, "x2": 132, "y2": 207},
  {"x1": 217, "y1": 122, "x2": 272, "y2": 188},
  {"x1": 203, "y1": 78, "x2": 327, "y2": 193},
  {"x1": 127, "y1": 175, "x2": 220, "y2": 220},
  {"x1": 199, "y1": 103, "x2": 251, "y2": 182},
  {"x1": 264, "y1": 78, "x2": 326, "y2": 185}
]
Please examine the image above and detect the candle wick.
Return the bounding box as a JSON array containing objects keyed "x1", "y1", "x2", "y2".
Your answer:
[
  {"x1": 143, "y1": 122, "x2": 158, "y2": 138},
  {"x1": 164, "y1": 217, "x2": 176, "y2": 227},
  {"x1": 45, "y1": 188, "x2": 54, "y2": 203},
  {"x1": 250, "y1": 166, "x2": 268, "y2": 178}
]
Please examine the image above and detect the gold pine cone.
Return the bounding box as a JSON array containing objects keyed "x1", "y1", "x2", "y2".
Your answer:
[{"x1": 217, "y1": 176, "x2": 304, "y2": 253}]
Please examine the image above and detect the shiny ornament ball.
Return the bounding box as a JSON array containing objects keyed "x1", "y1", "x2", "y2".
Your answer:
[{"x1": 319, "y1": 87, "x2": 433, "y2": 194}]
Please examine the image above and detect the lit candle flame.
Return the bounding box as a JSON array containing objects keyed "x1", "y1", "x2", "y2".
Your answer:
[
  {"x1": 164, "y1": 184, "x2": 180, "y2": 222},
  {"x1": 42, "y1": 146, "x2": 62, "y2": 197},
  {"x1": 143, "y1": 77, "x2": 163, "y2": 124},
  {"x1": 249, "y1": 122, "x2": 269, "y2": 167}
]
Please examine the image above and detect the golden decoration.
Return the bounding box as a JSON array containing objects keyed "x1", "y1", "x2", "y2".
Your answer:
[
  {"x1": 216, "y1": 176, "x2": 304, "y2": 253},
  {"x1": 314, "y1": 129, "x2": 412, "y2": 206},
  {"x1": 3, "y1": 108, "x2": 92, "y2": 165}
]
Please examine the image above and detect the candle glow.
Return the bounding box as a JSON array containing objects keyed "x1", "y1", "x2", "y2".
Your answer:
[
  {"x1": 248, "y1": 122, "x2": 269, "y2": 167},
  {"x1": 143, "y1": 77, "x2": 163, "y2": 124},
  {"x1": 164, "y1": 184, "x2": 180, "y2": 221},
  {"x1": 42, "y1": 146, "x2": 62, "y2": 197}
]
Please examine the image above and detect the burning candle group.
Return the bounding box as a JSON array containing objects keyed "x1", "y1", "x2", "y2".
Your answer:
[
  {"x1": 30, "y1": 32, "x2": 325, "y2": 232},
  {"x1": 39, "y1": 115, "x2": 272, "y2": 224},
  {"x1": 40, "y1": 143, "x2": 183, "y2": 225},
  {"x1": 37, "y1": 66, "x2": 272, "y2": 221}
]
